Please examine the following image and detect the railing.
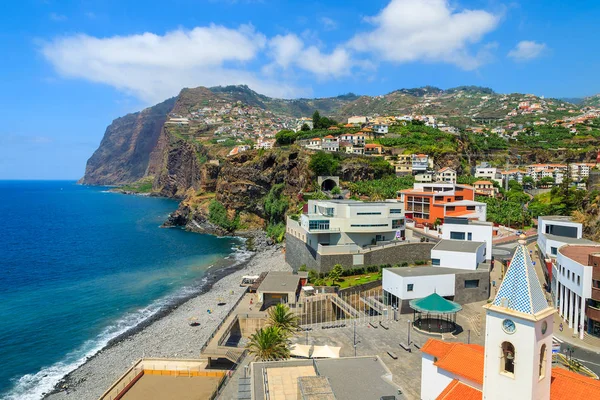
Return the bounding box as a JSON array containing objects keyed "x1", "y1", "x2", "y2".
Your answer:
[
  {"x1": 592, "y1": 287, "x2": 600, "y2": 302},
  {"x1": 200, "y1": 287, "x2": 248, "y2": 354}
]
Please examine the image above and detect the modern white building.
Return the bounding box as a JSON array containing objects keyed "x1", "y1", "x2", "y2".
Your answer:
[
  {"x1": 430, "y1": 240, "x2": 486, "y2": 270},
  {"x1": 555, "y1": 244, "x2": 600, "y2": 339},
  {"x1": 441, "y1": 217, "x2": 493, "y2": 260},
  {"x1": 414, "y1": 171, "x2": 434, "y2": 183},
  {"x1": 537, "y1": 216, "x2": 585, "y2": 260},
  {"x1": 297, "y1": 200, "x2": 405, "y2": 251},
  {"x1": 382, "y1": 239, "x2": 490, "y2": 312}
]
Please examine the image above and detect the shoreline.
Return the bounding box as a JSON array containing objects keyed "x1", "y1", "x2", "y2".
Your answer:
[{"x1": 42, "y1": 245, "x2": 289, "y2": 400}]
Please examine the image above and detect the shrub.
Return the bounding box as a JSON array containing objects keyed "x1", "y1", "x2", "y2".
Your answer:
[
  {"x1": 266, "y1": 222, "x2": 286, "y2": 243},
  {"x1": 208, "y1": 200, "x2": 239, "y2": 231}
]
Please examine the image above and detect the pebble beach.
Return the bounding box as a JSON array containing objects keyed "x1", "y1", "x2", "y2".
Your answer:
[{"x1": 44, "y1": 246, "x2": 291, "y2": 400}]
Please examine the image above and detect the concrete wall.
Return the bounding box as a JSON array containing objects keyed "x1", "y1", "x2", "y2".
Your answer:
[
  {"x1": 432, "y1": 244, "x2": 485, "y2": 271},
  {"x1": 286, "y1": 233, "x2": 320, "y2": 272},
  {"x1": 237, "y1": 316, "x2": 268, "y2": 338}
]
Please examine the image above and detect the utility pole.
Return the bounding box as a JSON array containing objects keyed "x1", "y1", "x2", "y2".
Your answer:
[
  {"x1": 353, "y1": 320, "x2": 358, "y2": 357},
  {"x1": 407, "y1": 320, "x2": 412, "y2": 346}
]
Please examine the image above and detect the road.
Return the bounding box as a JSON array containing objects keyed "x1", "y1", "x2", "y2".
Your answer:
[{"x1": 555, "y1": 338, "x2": 600, "y2": 376}]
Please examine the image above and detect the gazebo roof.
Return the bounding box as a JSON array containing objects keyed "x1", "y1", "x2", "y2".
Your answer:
[{"x1": 409, "y1": 293, "x2": 462, "y2": 314}]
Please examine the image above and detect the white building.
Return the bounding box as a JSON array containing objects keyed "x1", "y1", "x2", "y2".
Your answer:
[
  {"x1": 411, "y1": 154, "x2": 431, "y2": 173},
  {"x1": 435, "y1": 167, "x2": 456, "y2": 183},
  {"x1": 430, "y1": 240, "x2": 486, "y2": 270},
  {"x1": 305, "y1": 137, "x2": 322, "y2": 150},
  {"x1": 321, "y1": 135, "x2": 339, "y2": 152},
  {"x1": 441, "y1": 217, "x2": 493, "y2": 260},
  {"x1": 555, "y1": 244, "x2": 600, "y2": 339},
  {"x1": 537, "y1": 216, "x2": 585, "y2": 260},
  {"x1": 372, "y1": 124, "x2": 388, "y2": 134},
  {"x1": 475, "y1": 162, "x2": 502, "y2": 184},
  {"x1": 296, "y1": 200, "x2": 405, "y2": 252},
  {"x1": 414, "y1": 171, "x2": 434, "y2": 183}
]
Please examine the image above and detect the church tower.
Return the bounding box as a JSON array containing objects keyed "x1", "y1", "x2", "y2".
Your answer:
[{"x1": 482, "y1": 238, "x2": 555, "y2": 400}]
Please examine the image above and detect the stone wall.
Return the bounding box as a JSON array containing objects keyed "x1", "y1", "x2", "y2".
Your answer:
[
  {"x1": 286, "y1": 234, "x2": 436, "y2": 274},
  {"x1": 453, "y1": 268, "x2": 490, "y2": 304},
  {"x1": 285, "y1": 233, "x2": 319, "y2": 272}
]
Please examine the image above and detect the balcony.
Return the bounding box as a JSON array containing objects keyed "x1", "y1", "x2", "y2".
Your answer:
[
  {"x1": 586, "y1": 305, "x2": 600, "y2": 322},
  {"x1": 592, "y1": 287, "x2": 600, "y2": 302}
]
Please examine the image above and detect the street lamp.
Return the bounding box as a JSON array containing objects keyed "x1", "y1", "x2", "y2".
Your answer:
[{"x1": 564, "y1": 345, "x2": 575, "y2": 370}]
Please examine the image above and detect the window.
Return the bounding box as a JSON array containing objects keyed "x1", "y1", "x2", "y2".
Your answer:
[
  {"x1": 350, "y1": 224, "x2": 388, "y2": 227},
  {"x1": 309, "y1": 220, "x2": 330, "y2": 230},
  {"x1": 357, "y1": 212, "x2": 381, "y2": 215},
  {"x1": 455, "y1": 196, "x2": 464, "y2": 201},
  {"x1": 465, "y1": 279, "x2": 479, "y2": 288},
  {"x1": 577, "y1": 275, "x2": 581, "y2": 285},
  {"x1": 539, "y1": 344, "x2": 547, "y2": 379},
  {"x1": 450, "y1": 231, "x2": 466, "y2": 240},
  {"x1": 501, "y1": 342, "x2": 515, "y2": 375},
  {"x1": 467, "y1": 206, "x2": 476, "y2": 211},
  {"x1": 446, "y1": 206, "x2": 456, "y2": 211},
  {"x1": 551, "y1": 247, "x2": 557, "y2": 255},
  {"x1": 432, "y1": 258, "x2": 441, "y2": 266},
  {"x1": 467, "y1": 232, "x2": 473, "y2": 241},
  {"x1": 390, "y1": 209, "x2": 403, "y2": 214},
  {"x1": 392, "y1": 219, "x2": 404, "y2": 229},
  {"x1": 407, "y1": 284, "x2": 414, "y2": 292}
]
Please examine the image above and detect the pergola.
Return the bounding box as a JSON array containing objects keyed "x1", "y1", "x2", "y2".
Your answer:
[{"x1": 409, "y1": 293, "x2": 462, "y2": 334}]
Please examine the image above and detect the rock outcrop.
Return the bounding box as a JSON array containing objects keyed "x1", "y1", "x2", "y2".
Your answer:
[{"x1": 80, "y1": 97, "x2": 176, "y2": 185}]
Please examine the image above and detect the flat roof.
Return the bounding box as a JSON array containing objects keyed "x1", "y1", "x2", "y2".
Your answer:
[
  {"x1": 386, "y1": 266, "x2": 462, "y2": 277},
  {"x1": 443, "y1": 200, "x2": 486, "y2": 206},
  {"x1": 539, "y1": 215, "x2": 574, "y2": 222},
  {"x1": 251, "y1": 357, "x2": 399, "y2": 400},
  {"x1": 432, "y1": 239, "x2": 484, "y2": 253},
  {"x1": 120, "y1": 375, "x2": 220, "y2": 400},
  {"x1": 313, "y1": 357, "x2": 399, "y2": 400},
  {"x1": 257, "y1": 272, "x2": 301, "y2": 293},
  {"x1": 545, "y1": 234, "x2": 595, "y2": 245},
  {"x1": 558, "y1": 245, "x2": 600, "y2": 265}
]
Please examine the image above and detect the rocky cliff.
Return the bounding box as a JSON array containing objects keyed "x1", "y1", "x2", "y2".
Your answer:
[{"x1": 81, "y1": 97, "x2": 176, "y2": 185}]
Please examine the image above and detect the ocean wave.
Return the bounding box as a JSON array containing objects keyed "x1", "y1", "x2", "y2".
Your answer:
[{"x1": 2, "y1": 245, "x2": 249, "y2": 400}]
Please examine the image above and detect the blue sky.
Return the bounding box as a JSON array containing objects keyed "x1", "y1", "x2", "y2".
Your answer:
[{"x1": 1, "y1": 0, "x2": 600, "y2": 179}]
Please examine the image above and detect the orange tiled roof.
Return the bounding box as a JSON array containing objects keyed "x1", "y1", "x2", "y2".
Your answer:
[
  {"x1": 473, "y1": 180, "x2": 492, "y2": 185},
  {"x1": 550, "y1": 367, "x2": 600, "y2": 399},
  {"x1": 365, "y1": 143, "x2": 382, "y2": 148},
  {"x1": 423, "y1": 339, "x2": 485, "y2": 385},
  {"x1": 436, "y1": 380, "x2": 481, "y2": 400},
  {"x1": 323, "y1": 135, "x2": 335, "y2": 139},
  {"x1": 421, "y1": 339, "x2": 454, "y2": 359}
]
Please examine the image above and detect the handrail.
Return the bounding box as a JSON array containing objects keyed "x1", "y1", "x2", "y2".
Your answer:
[{"x1": 200, "y1": 287, "x2": 249, "y2": 354}]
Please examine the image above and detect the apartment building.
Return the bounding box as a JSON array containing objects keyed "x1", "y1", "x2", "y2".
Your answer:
[
  {"x1": 473, "y1": 180, "x2": 497, "y2": 197},
  {"x1": 398, "y1": 182, "x2": 486, "y2": 225},
  {"x1": 441, "y1": 217, "x2": 494, "y2": 261},
  {"x1": 372, "y1": 124, "x2": 389, "y2": 134},
  {"x1": 435, "y1": 167, "x2": 456, "y2": 183},
  {"x1": 321, "y1": 135, "x2": 339, "y2": 152},
  {"x1": 412, "y1": 154, "x2": 432, "y2": 173}
]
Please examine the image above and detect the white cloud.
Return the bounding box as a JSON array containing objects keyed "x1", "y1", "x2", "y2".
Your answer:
[
  {"x1": 49, "y1": 12, "x2": 67, "y2": 22},
  {"x1": 348, "y1": 0, "x2": 500, "y2": 70},
  {"x1": 41, "y1": 25, "x2": 304, "y2": 102},
  {"x1": 320, "y1": 17, "x2": 338, "y2": 31},
  {"x1": 508, "y1": 40, "x2": 547, "y2": 61},
  {"x1": 267, "y1": 33, "x2": 353, "y2": 78}
]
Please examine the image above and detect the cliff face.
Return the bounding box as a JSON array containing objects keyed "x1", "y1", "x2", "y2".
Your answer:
[{"x1": 81, "y1": 97, "x2": 176, "y2": 185}]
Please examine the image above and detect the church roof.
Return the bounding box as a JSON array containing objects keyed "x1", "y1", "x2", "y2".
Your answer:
[
  {"x1": 491, "y1": 244, "x2": 550, "y2": 315},
  {"x1": 425, "y1": 339, "x2": 600, "y2": 400},
  {"x1": 436, "y1": 380, "x2": 481, "y2": 400}
]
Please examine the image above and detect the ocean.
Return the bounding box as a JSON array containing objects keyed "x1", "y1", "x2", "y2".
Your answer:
[{"x1": 0, "y1": 181, "x2": 244, "y2": 400}]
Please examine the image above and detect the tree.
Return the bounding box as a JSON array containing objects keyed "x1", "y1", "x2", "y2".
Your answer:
[
  {"x1": 539, "y1": 176, "x2": 555, "y2": 187},
  {"x1": 312, "y1": 110, "x2": 321, "y2": 129},
  {"x1": 331, "y1": 186, "x2": 341, "y2": 195},
  {"x1": 309, "y1": 151, "x2": 339, "y2": 176},
  {"x1": 275, "y1": 129, "x2": 298, "y2": 145},
  {"x1": 301, "y1": 123, "x2": 311, "y2": 131},
  {"x1": 328, "y1": 264, "x2": 344, "y2": 284},
  {"x1": 522, "y1": 176, "x2": 535, "y2": 188},
  {"x1": 246, "y1": 326, "x2": 290, "y2": 361},
  {"x1": 267, "y1": 304, "x2": 299, "y2": 336}
]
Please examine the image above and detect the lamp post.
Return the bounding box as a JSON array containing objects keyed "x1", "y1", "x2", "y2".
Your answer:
[{"x1": 564, "y1": 345, "x2": 575, "y2": 370}]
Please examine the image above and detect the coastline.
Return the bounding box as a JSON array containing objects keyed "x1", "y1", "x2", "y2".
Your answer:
[{"x1": 41, "y1": 245, "x2": 289, "y2": 400}]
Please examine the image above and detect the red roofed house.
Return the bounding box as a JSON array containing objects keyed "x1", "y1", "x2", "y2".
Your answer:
[
  {"x1": 420, "y1": 240, "x2": 600, "y2": 400},
  {"x1": 364, "y1": 143, "x2": 384, "y2": 155},
  {"x1": 473, "y1": 180, "x2": 497, "y2": 197}
]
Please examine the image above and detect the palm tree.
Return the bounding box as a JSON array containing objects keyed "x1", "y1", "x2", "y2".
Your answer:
[
  {"x1": 246, "y1": 326, "x2": 290, "y2": 361},
  {"x1": 267, "y1": 303, "x2": 299, "y2": 336}
]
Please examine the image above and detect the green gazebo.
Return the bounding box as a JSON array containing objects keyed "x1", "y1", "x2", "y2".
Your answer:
[{"x1": 409, "y1": 293, "x2": 462, "y2": 334}]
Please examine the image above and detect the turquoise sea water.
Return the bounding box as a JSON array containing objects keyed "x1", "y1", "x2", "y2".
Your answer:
[{"x1": 0, "y1": 181, "x2": 243, "y2": 399}]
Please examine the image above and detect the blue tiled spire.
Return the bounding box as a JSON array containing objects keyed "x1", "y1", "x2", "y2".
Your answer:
[{"x1": 492, "y1": 243, "x2": 550, "y2": 315}]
